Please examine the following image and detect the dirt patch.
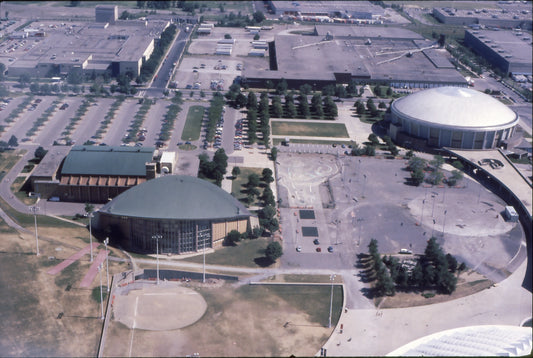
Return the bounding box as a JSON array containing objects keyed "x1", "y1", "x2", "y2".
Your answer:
[{"x1": 378, "y1": 270, "x2": 494, "y2": 309}]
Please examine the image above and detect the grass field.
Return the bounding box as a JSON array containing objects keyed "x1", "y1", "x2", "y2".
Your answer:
[
  {"x1": 183, "y1": 236, "x2": 270, "y2": 268},
  {"x1": 181, "y1": 105, "x2": 205, "y2": 141},
  {"x1": 231, "y1": 167, "x2": 264, "y2": 206},
  {"x1": 271, "y1": 121, "x2": 349, "y2": 138},
  {"x1": 273, "y1": 138, "x2": 358, "y2": 146},
  {"x1": 103, "y1": 282, "x2": 342, "y2": 357}
]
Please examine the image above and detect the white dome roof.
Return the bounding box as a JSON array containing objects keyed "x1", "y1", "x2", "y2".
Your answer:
[{"x1": 392, "y1": 87, "x2": 518, "y2": 129}]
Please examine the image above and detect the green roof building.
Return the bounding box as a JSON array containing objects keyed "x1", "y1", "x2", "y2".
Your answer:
[{"x1": 94, "y1": 175, "x2": 253, "y2": 254}]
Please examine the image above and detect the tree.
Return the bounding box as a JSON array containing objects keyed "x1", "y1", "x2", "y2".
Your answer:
[
  {"x1": 253, "y1": 33, "x2": 260, "y2": 41},
  {"x1": 34, "y1": 146, "x2": 48, "y2": 161},
  {"x1": 275, "y1": 78, "x2": 288, "y2": 95},
  {"x1": 224, "y1": 33, "x2": 232, "y2": 39},
  {"x1": 430, "y1": 155, "x2": 445, "y2": 170},
  {"x1": 235, "y1": 92, "x2": 247, "y2": 108},
  {"x1": 297, "y1": 95, "x2": 310, "y2": 118},
  {"x1": 258, "y1": 205, "x2": 279, "y2": 233},
  {"x1": 445, "y1": 253, "x2": 458, "y2": 273},
  {"x1": 18, "y1": 74, "x2": 31, "y2": 87},
  {"x1": 272, "y1": 98, "x2": 283, "y2": 118},
  {"x1": 261, "y1": 168, "x2": 274, "y2": 184},
  {"x1": 213, "y1": 148, "x2": 228, "y2": 176},
  {"x1": 0, "y1": 63, "x2": 6, "y2": 81},
  {"x1": 429, "y1": 170, "x2": 444, "y2": 185},
  {"x1": 407, "y1": 156, "x2": 427, "y2": 172},
  {"x1": 299, "y1": 83, "x2": 312, "y2": 95},
  {"x1": 225, "y1": 229, "x2": 241, "y2": 246},
  {"x1": 246, "y1": 173, "x2": 261, "y2": 189},
  {"x1": 411, "y1": 168, "x2": 425, "y2": 186},
  {"x1": 231, "y1": 166, "x2": 241, "y2": 179},
  {"x1": 261, "y1": 186, "x2": 275, "y2": 207},
  {"x1": 253, "y1": 11, "x2": 265, "y2": 24},
  {"x1": 322, "y1": 85, "x2": 335, "y2": 96},
  {"x1": 363, "y1": 144, "x2": 375, "y2": 156},
  {"x1": 323, "y1": 96, "x2": 337, "y2": 118},
  {"x1": 335, "y1": 85, "x2": 347, "y2": 98},
  {"x1": 8, "y1": 135, "x2": 18, "y2": 147},
  {"x1": 270, "y1": 147, "x2": 278, "y2": 161},
  {"x1": 368, "y1": 133, "x2": 379, "y2": 146},
  {"x1": 247, "y1": 91, "x2": 257, "y2": 110},
  {"x1": 265, "y1": 241, "x2": 282, "y2": 262},
  {"x1": 447, "y1": 170, "x2": 464, "y2": 187},
  {"x1": 285, "y1": 101, "x2": 297, "y2": 118}
]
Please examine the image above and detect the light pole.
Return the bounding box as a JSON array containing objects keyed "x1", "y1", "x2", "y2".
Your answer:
[
  {"x1": 328, "y1": 274, "x2": 336, "y2": 328},
  {"x1": 152, "y1": 234, "x2": 162, "y2": 285},
  {"x1": 362, "y1": 174, "x2": 367, "y2": 198},
  {"x1": 420, "y1": 199, "x2": 426, "y2": 226},
  {"x1": 104, "y1": 237, "x2": 110, "y2": 292},
  {"x1": 30, "y1": 206, "x2": 40, "y2": 256},
  {"x1": 88, "y1": 212, "x2": 94, "y2": 262},
  {"x1": 442, "y1": 210, "x2": 448, "y2": 237},
  {"x1": 98, "y1": 263, "x2": 104, "y2": 320}
]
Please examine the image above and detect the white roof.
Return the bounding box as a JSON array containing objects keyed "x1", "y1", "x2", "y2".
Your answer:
[
  {"x1": 387, "y1": 325, "x2": 532, "y2": 356},
  {"x1": 392, "y1": 87, "x2": 519, "y2": 129}
]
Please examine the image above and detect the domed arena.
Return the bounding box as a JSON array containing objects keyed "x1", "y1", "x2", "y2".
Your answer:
[
  {"x1": 93, "y1": 175, "x2": 252, "y2": 254},
  {"x1": 389, "y1": 87, "x2": 519, "y2": 149}
]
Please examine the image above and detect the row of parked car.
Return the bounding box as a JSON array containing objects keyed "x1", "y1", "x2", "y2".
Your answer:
[{"x1": 234, "y1": 118, "x2": 244, "y2": 151}]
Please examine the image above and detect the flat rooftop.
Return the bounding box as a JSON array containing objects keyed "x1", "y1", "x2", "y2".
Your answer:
[
  {"x1": 270, "y1": 1, "x2": 385, "y2": 17},
  {"x1": 244, "y1": 32, "x2": 466, "y2": 85},
  {"x1": 467, "y1": 29, "x2": 532, "y2": 64},
  {"x1": 314, "y1": 24, "x2": 423, "y2": 40},
  {"x1": 449, "y1": 148, "x2": 532, "y2": 218}
]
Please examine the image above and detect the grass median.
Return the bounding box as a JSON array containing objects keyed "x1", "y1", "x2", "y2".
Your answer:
[
  {"x1": 181, "y1": 105, "x2": 205, "y2": 141},
  {"x1": 271, "y1": 121, "x2": 349, "y2": 138}
]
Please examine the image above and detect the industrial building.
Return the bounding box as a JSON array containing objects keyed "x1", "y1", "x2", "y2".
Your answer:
[
  {"x1": 242, "y1": 25, "x2": 467, "y2": 90},
  {"x1": 267, "y1": 1, "x2": 385, "y2": 24},
  {"x1": 432, "y1": 4, "x2": 532, "y2": 30},
  {"x1": 464, "y1": 29, "x2": 532, "y2": 76},
  {"x1": 30, "y1": 145, "x2": 177, "y2": 203},
  {"x1": 389, "y1": 87, "x2": 520, "y2": 150},
  {"x1": 93, "y1": 175, "x2": 254, "y2": 255},
  {"x1": 7, "y1": 5, "x2": 170, "y2": 78}
]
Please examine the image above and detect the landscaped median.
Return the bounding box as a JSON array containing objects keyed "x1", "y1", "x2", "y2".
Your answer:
[{"x1": 271, "y1": 120, "x2": 349, "y2": 138}]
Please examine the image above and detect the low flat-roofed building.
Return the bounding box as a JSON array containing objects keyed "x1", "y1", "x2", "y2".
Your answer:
[
  {"x1": 243, "y1": 25, "x2": 467, "y2": 90},
  {"x1": 7, "y1": 6, "x2": 169, "y2": 78},
  {"x1": 464, "y1": 29, "x2": 532, "y2": 75},
  {"x1": 269, "y1": 1, "x2": 385, "y2": 23},
  {"x1": 32, "y1": 145, "x2": 163, "y2": 203},
  {"x1": 433, "y1": 4, "x2": 532, "y2": 30}
]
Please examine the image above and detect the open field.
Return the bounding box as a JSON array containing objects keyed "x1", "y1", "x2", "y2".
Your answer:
[
  {"x1": 273, "y1": 138, "x2": 358, "y2": 146},
  {"x1": 230, "y1": 167, "x2": 264, "y2": 206},
  {"x1": 0, "y1": 224, "x2": 129, "y2": 356},
  {"x1": 183, "y1": 236, "x2": 271, "y2": 268},
  {"x1": 271, "y1": 121, "x2": 349, "y2": 138},
  {"x1": 103, "y1": 281, "x2": 342, "y2": 357},
  {"x1": 181, "y1": 105, "x2": 205, "y2": 141}
]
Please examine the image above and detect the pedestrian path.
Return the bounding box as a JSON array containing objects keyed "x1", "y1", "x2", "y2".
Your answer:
[
  {"x1": 79, "y1": 249, "x2": 109, "y2": 288},
  {"x1": 46, "y1": 242, "x2": 100, "y2": 275}
]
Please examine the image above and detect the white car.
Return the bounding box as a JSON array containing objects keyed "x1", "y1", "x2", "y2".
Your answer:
[{"x1": 296, "y1": 246, "x2": 302, "y2": 252}]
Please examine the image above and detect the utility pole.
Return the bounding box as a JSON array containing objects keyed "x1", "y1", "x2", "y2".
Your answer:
[
  {"x1": 30, "y1": 206, "x2": 40, "y2": 256},
  {"x1": 104, "y1": 237, "x2": 110, "y2": 292},
  {"x1": 88, "y1": 212, "x2": 94, "y2": 262},
  {"x1": 98, "y1": 264, "x2": 104, "y2": 320}
]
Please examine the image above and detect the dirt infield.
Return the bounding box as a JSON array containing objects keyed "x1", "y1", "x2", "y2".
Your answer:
[{"x1": 113, "y1": 282, "x2": 207, "y2": 331}]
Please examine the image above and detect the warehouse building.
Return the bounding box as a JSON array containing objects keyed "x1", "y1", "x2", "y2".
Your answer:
[
  {"x1": 389, "y1": 87, "x2": 520, "y2": 150},
  {"x1": 464, "y1": 29, "x2": 532, "y2": 76},
  {"x1": 31, "y1": 146, "x2": 177, "y2": 203},
  {"x1": 7, "y1": 6, "x2": 169, "y2": 78},
  {"x1": 242, "y1": 25, "x2": 467, "y2": 90},
  {"x1": 432, "y1": 5, "x2": 532, "y2": 30},
  {"x1": 93, "y1": 175, "x2": 254, "y2": 254}
]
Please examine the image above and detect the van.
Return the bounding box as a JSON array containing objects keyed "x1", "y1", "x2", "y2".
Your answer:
[{"x1": 49, "y1": 197, "x2": 60, "y2": 202}]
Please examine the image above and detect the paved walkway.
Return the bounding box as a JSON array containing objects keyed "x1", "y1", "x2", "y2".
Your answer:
[
  {"x1": 47, "y1": 242, "x2": 100, "y2": 275},
  {"x1": 80, "y1": 249, "x2": 109, "y2": 288},
  {"x1": 321, "y1": 260, "x2": 532, "y2": 356}
]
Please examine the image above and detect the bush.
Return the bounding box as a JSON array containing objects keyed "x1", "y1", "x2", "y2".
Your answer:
[{"x1": 421, "y1": 292, "x2": 435, "y2": 298}]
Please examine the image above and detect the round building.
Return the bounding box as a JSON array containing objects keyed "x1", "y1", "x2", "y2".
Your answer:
[
  {"x1": 93, "y1": 175, "x2": 253, "y2": 254},
  {"x1": 389, "y1": 87, "x2": 519, "y2": 149}
]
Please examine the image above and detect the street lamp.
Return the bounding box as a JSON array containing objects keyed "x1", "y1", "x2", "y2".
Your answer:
[
  {"x1": 442, "y1": 210, "x2": 448, "y2": 237},
  {"x1": 30, "y1": 206, "x2": 40, "y2": 256},
  {"x1": 362, "y1": 174, "x2": 367, "y2": 198},
  {"x1": 88, "y1": 212, "x2": 94, "y2": 262},
  {"x1": 152, "y1": 234, "x2": 162, "y2": 285},
  {"x1": 98, "y1": 263, "x2": 104, "y2": 320},
  {"x1": 104, "y1": 237, "x2": 110, "y2": 292},
  {"x1": 328, "y1": 274, "x2": 336, "y2": 328}
]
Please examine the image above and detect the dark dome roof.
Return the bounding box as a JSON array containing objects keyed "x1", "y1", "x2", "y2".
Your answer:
[{"x1": 99, "y1": 175, "x2": 250, "y2": 220}]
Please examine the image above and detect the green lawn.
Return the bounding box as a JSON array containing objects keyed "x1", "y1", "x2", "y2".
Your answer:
[
  {"x1": 273, "y1": 138, "x2": 358, "y2": 147},
  {"x1": 231, "y1": 167, "x2": 264, "y2": 206},
  {"x1": 183, "y1": 237, "x2": 270, "y2": 268},
  {"x1": 181, "y1": 105, "x2": 205, "y2": 141},
  {"x1": 271, "y1": 121, "x2": 349, "y2": 138}
]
